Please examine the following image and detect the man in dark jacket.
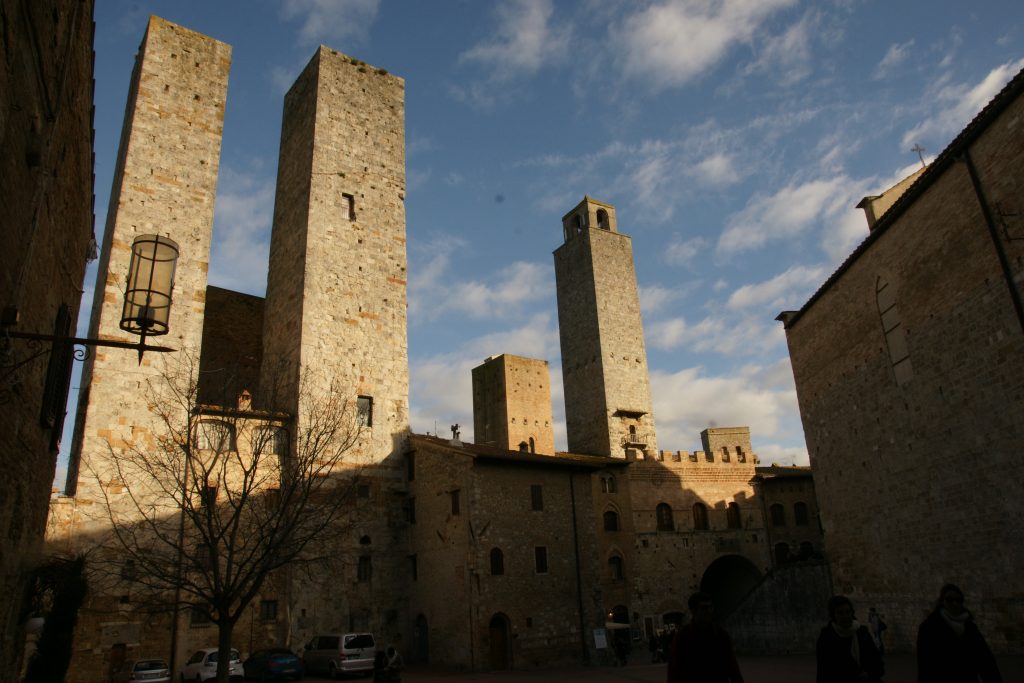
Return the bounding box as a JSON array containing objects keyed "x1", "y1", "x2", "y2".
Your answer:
[
  {"x1": 666, "y1": 592, "x2": 744, "y2": 683},
  {"x1": 918, "y1": 584, "x2": 1002, "y2": 683}
]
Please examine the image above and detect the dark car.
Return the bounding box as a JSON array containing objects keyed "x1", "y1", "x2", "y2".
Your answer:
[{"x1": 243, "y1": 648, "x2": 304, "y2": 681}]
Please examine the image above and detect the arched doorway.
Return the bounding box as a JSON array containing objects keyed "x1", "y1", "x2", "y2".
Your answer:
[
  {"x1": 699, "y1": 555, "x2": 762, "y2": 618},
  {"x1": 488, "y1": 613, "x2": 511, "y2": 670},
  {"x1": 412, "y1": 614, "x2": 429, "y2": 663}
]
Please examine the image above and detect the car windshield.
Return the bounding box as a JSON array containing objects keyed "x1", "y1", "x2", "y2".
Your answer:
[{"x1": 136, "y1": 660, "x2": 167, "y2": 670}]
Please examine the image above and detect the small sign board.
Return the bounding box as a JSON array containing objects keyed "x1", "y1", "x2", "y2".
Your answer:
[{"x1": 593, "y1": 628, "x2": 608, "y2": 649}]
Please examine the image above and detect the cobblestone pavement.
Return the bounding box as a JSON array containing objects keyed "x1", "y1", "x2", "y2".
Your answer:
[{"x1": 301, "y1": 653, "x2": 1024, "y2": 682}]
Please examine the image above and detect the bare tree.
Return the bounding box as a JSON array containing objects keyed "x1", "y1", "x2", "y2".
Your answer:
[{"x1": 87, "y1": 353, "x2": 364, "y2": 683}]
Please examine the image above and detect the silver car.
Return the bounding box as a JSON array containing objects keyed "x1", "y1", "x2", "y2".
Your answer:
[
  {"x1": 302, "y1": 633, "x2": 375, "y2": 678},
  {"x1": 111, "y1": 658, "x2": 171, "y2": 683},
  {"x1": 180, "y1": 647, "x2": 243, "y2": 682}
]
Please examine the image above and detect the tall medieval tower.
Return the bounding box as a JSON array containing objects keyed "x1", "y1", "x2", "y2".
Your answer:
[
  {"x1": 553, "y1": 197, "x2": 657, "y2": 458},
  {"x1": 64, "y1": 17, "x2": 230, "y2": 497},
  {"x1": 261, "y1": 47, "x2": 409, "y2": 467},
  {"x1": 472, "y1": 354, "x2": 556, "y2": 455}
]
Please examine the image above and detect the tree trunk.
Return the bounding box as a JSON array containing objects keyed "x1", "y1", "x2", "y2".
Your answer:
[{"x1": 216, "y1": 620, "x2": 236, "y2": 683}]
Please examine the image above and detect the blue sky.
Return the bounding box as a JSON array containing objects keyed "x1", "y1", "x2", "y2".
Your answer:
[{"x1": 62, "y1": 0, "x2": 1023, "y2": 480}]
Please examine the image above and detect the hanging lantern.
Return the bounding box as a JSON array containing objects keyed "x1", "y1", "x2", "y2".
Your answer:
[{"x1": 120, "y1": 234, "x2": 179, "y2": 338}]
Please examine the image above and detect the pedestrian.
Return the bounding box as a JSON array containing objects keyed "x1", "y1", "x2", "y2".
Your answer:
[
  {"x1": 649, "y1": 632, "x2": 660, "y2": 663},
  {"x1": 815, "y1": 595, "x2": 883, "y2": 683},
  {"x1": 917, "y1": 584, "x2": 1002, "y2": 682},
  {"x1": 867, "y1": 607, "x2": 887, "y2": 671},
  {"x1": 666, "y1": 591, "x2": 744, "y2": 683},
  {"x1": 372, "y1": 650, "x2": 387, "y2": 683},
  {"x1": 385, "y1": 646, "x2": 403, "y2": 683},
  {"x1": 612, "y1": 629, "x2": 630, "y2": 666}
]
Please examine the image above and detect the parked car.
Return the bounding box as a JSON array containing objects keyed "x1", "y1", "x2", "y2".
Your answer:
[
  {"x1": 243, "y1": 648, "x2": 304, "y2": 681},
  {"x1": 181, "y1": 647, "x2": 243, "y2": 682},
  {"x1": 302, "y1": 633, "x2": 375, "y2": 678},
  {"x1": 111, "y1": 658, "x2": 171, "y2": 683}
]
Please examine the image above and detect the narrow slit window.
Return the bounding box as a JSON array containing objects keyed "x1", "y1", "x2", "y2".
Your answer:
[{"x1": 343, "y1": 193, "x2": 356, "y2": 221}]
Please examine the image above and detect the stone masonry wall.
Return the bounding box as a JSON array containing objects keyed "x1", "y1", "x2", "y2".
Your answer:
[
  {"x1": 47, "y1": 16, "x2": 230, "y2": 683},
  {"x1": 0, "y1": 0, "x2": 94, "y2": 677},
  {"x1": 472, "y1": 354, "x2": 555, "y2": 455},
  {"x1": 554, "y1": 198, "x2": 656, "y2": 457},
  {"x1": 783, "y1": 86, "x2": 1024, "y2": 652},
  {"x1": 197, "y1": 285, "x2": 264, "y2": 405}
]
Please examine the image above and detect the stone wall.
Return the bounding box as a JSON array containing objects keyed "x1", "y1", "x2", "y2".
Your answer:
[
  {"x1": 781, "y1": 73, "x2": 1024, "y2": 652},
  {"x1": 472, "y1": 354, "x2": 555, "y2": 455},
  {"x1": 554, "y1": 198, "x2": 657, "y2": 457},
  {"x1": 0, "y1": 0, "x2": 94, "y2": 677},
  {"x1": 197, "y1": 285, "x2": 264, "y2": 405}
]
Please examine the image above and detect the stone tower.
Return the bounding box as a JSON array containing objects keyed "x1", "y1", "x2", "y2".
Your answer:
[
  {"x1": 261, "y1": 47, "x2": 409, "y2": 466},
  {"x1": 553, "y1": 197, "x2": 657, "y2": 457},
  {"x1": 472, "y1": 354, "x2": 555, "y2": 455},
  {"x1": 64, "y1": 17, "x2": 230, "y2": 496}
]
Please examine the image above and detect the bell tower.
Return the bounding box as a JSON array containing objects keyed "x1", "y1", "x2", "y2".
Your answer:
[{"x1": 553, "y1": 197, "x2": 657, "y2": 458}]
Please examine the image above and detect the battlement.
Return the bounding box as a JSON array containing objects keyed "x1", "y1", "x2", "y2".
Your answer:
[{"x1": 650, "y1": 448, "x2": 758, "y2": 466}]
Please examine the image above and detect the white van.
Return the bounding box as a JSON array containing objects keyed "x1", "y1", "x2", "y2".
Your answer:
[{"x1": 303, "y1": 633, "x2": 376, "y2": 678}]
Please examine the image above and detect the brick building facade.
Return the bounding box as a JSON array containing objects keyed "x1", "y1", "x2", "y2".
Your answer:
[
  {"x1": 0, "y1": 0, "x2": 94, "y2": 678},
  {"x1": 779, "y1": 68, "x2": 1024, "y2": 653}
]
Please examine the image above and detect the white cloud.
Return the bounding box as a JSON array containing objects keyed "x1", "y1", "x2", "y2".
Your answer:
[
  {"x1": 209, "y1": 166, "x2": 275, "y2": 296},
  {"x1": 717, "y1": 176, "x2": 849, "y2": 254},
  {"x1": 740, "y1": 10, "x2": 815, "y2": 86},
  {"x1": 901, "y1": 58, "x2": 1024, "y2": 148},
  {"x1": 663, "y1": 235, "x2": 708, "y2": 266},
  {"x1": 726, "y1": 265, "x2": 827, "y2": 312},
  {"x1": 282, "y1": 0, "x2": 380, "y2": 46},
  {"x1": 616, "y1": 0, "x2": 798, "y2": 90},
  {"x1": 691, "y1": 152, "x2": 740, "y2": 186},
  {"x1": 650, "y1": 361, "x2": 804, "y2": 459},
  {"x1": 640, "y1": 285, "x2": 688, "y2": 314},
  {"x1": 873, "y1": 39, "x2": 914, "y2": 80},
  {"x1": 460, "y1": 0, "x2": 567, "y2": 79}
]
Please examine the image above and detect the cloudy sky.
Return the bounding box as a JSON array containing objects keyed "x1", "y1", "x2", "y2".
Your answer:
[{"x1": 64, "y1": 0, "x2": 1023, "y2": 478}]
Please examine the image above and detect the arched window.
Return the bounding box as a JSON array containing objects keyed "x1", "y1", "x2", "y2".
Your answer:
[
  {"x1": 490, "y1": 548, "x2": 504, "y2": 575},
  {"x1": 692, "y1": 503, "x2": 709, "y2": 531},
  {"x1": 603, "y1": 510, "x2": 619, "y2": 531},
  {"x1": 726, "y1": 502, "x2": 742, "y2": 530},
  {"x1": 794, "y1": 502, "x2": 809, "y2": 526},
  {"x1": 575, "y1": 213, "x2": 585, "y2": 234},
  {"x1": 721, "y1": 446, "x2": 730, "y2": 462},
  {"x1": 608, "y1": 554, "x2": 624, "y2": 580},
  {"x1": 529, "y1": 437, "x2": 535, "y2": 453},
  {"x1": 736, "y1": 445, "x2": 745, "y2": 463},
  {"x1": 770, "y1": 503, "x2": 786, "y2": 527},
  {"x1": 596, "y1": 209, "x2": 609, "y2": 230},
  {"x1": 656, "y1": 503, "x2": 675, "y2": 531},
  {"x1": 600, "y1": 474, "x2": 616, "y2": 493},
  {"x1": 774, "y1": 543, "x2": 790, "y2": 564}
]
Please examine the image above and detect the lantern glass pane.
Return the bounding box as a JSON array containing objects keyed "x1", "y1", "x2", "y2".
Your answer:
[{"x1": 121, "y1": 234, "x2": 179, "y2": 336}]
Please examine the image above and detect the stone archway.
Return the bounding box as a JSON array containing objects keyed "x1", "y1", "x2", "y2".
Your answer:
[
  {"x1": 699, "y1": 554, "x2": 762, "y2": 618},
  {"x1": 488, "y1": 613, "x2": 512, "y2": 670}
]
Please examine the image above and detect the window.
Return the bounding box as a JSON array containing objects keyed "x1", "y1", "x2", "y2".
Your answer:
[
  {"x1": 529, "y1": 437, "x2": 535, "y2": 453},
  {"x1": 190, "y1": 604, "x2": 211, "y2": 626},
  {"x1": 530, "y1": 484, "x2": 543, "y2": 511},
  {"x1": 721, "y1": 446, "x2": 730, "y2": 462},
  {"x1": 270, "y1": 427, "x2": 289, "y2": 455},
  {"x1": 260, "y1": 600, "x2": 278, "y2": 621},
  {"x1": 770, "y1": 503, "x2": 786, "y2": 527},
  {"x1": 120, "y1": 559, "x2": 136, "y2": 581},
  {"x1": 794, "y1": 501, "x2": 809, "y2": 526},
  {"x1": 197, "y1": 420, "x2": 235, "y2": 452},
  {"x1": 200, "y1": 484, "x2": 217, "y2": 508},
  {"x1": 705, "y1": 450, "x2": 714, "y2": 463},
  {"x1": 603, "y1": 510, "x2": 619, "y2": 531},
  {"x1": 608, "y1": 554, "x2": 624, "y2": 580},
  {"x1": 534, "y1": 546, "x2": 548, "y2": 574},
  {"x1": 736, "y1": 446, "x2": 745, "y2": 463},
  {"x1": 357, "y1": 555, "x2": 372, "y2": 582},
  {"x1": 490, "y1": 548, "x2": 504, "y2": 575},
  {"x1": 450, "y1": 489, "x2": 461, "y2": 516},
  {"x1": 343, "y1": 192, "x2": 356, "y2": 221},
  {"x1": 726, "y1": 502, "x2": 742, "y2": 530},
  {"x1": 357, "y1": 396, "x2": 373, "y2": 427},
  {"x1": 656, "y1": 503, "x2": 675, "y2": 531},
  {"x1": 406, "y1": 452, "x2": 415, "y2": 481},
  {"x1": 601, "y1": 475, "x2": 617, "y2": 493},
  {"x1": 596, "y1": 209, "x2": 609, "y2": 230},
  {"x1": 692, "y1": 503, "x2": 709, "y2": 531}
]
